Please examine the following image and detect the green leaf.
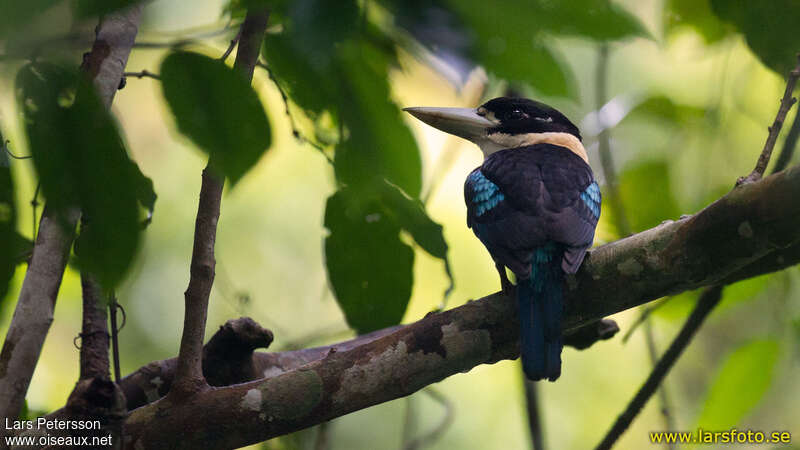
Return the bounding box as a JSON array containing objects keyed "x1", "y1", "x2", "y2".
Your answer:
[
  {"x1": 71, "y1": 0, "x2": 140, "y2": 18},
  {"x1": 612, "y1": 160, "x2": 680, "y2": 234},
  {"x1": 262, "y1": 32, "x2": 337, "y2": 117},
  {"x1": 443, "y1": 0, "x2": 575, "y2": 97},
  {"x1": 379, "y1": 182, "x2": 453, "y2": 296},
  {"x1": 160, "y1": 51, "x2": 272, "y2": 186},
  {"x1": 665, "y1": 0, "x2": 731, "y2": 43},
  {"x1": 623, "y1": 95, "x2": 707, "y2": 126},
  {"x1": 0, "y1": 0, "x2": 61, "y2": 38},
  {"x1": 0, "y1": 135, "x2": 18, "y2": 304},
  {"x1": 710, "y1": 0, "x2": 800, "y2": 76},
  {"x1": 534, "y1": 0, "x2": 651, "y2": 41},
  {"x1": 333, "y1": 42, "x2": 423, "y2": 197},
  {"x1": 697, "y1": 339, "x2": 780, "y2": 429},
  {"x1": 325, "y1": 188, "x2": 414, "y2": 333},
  {"x1": 16, "y1": 62, "x2": 142, "y2": 290}
]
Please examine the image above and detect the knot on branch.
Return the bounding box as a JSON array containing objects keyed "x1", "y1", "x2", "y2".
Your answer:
[
  {"x1": 564, "y1": 319, "x2": 620, "y2": 350},
  {"x1": 203, "y1": 317, "x2": 274, "y2": 386}
]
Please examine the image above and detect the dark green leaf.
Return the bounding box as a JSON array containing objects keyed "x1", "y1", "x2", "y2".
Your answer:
[
  {"x1": 534, "y1": 0, "x2": 651, "y2": 41},
  {"x1": 697, "y1": 339, "x2": 780, "y2": 429},
  {"x1": 379, "y1": 183, "x2": 447, "y2": 259},
  {"x1": 127, "y1": 159, "x2": 156, "y2": 223},
  {"x1": 72, "y1": 0, "x2": 140, "y2": 18},
  {"x1": 442, "y1": 0, "x2": 575, "y2": 97},
  {"x1": 262, "y1": 33, "x2": 337, "y2": 117},
  {"x1": 16, "y1": 62, "x2": 142, "y2": 290},
  {"x1": 325, "y1": 188, "x2": 414, "y2": 333},
  {"x1": 710, "y1": 0, "x2": 800, "y2": 75},
  {"x1": 160, "y1": 51, "x2": 271, "y2": 186},
  {"x1": 665, "y1": 0, "x2": 731, "y2": 43},
  {"x1": 0, "y1": 135, "x2": 17, "y2": 303},
  {"x1": 0, "y1": 0, "x2": 61, "y2": 38},
  {"x1": 612, "y1": 160, "x2": 680, "y2": 234},
  {"x1": 379, "y1": 182, "x2": 453, "y2": 296},
  {"x1": 334, "y1": 42, "x2": 423, "y2": 197}
]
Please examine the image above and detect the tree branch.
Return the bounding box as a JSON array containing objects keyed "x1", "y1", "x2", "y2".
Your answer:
[
  {"x1": 120, "y1": 164, "x2": 800, "y2": 449},
  {"x1": 169, "y1": 8, "x2": 269, "y2": 400},
  {"x1": 0, "y1": 5, "x2": 143, "y2": 427},
  {"x1": 772, "y1": 106, "x2": 800, "y2": 173},
  {"x1": 78, "y1": 269, "x2": 110, "y2": 381},
  {"x1": 738, "y1": 54, "x2": 800, "y2": 184}
]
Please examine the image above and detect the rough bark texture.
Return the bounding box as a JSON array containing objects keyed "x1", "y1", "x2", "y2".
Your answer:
[
  {"x1": 0, "y1": 206, "x2": 80, "y2": 425},
  {"x1": 169, "y1": 8, "x2": 269, "y2": 400},
  {"x1": 0, "y1": 2, "x2": 142, "y2": 438},
  {"x1": 120, "y1": 165, "x2": 800, "y2": 449}
]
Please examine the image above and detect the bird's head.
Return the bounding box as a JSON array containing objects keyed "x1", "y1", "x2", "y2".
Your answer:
[{"x1": 404, "y1": 97, "x2": 586, "y2": 161}]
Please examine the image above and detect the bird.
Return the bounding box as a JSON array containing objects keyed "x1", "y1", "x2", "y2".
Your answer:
[{"x1": 404, "y1": 97, "x2": 600, "y2": 381}]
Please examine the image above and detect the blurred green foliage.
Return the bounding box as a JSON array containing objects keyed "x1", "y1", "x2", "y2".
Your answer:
[
  {"x1": 16, "y1": 63, "x2": 150, "y2": 291},
  {"x1": 697, "y1": 339, "x2": 780, "y2": 429},
  {"x1": 0, "y1": 133, "x2": 16, "y2": 307}
]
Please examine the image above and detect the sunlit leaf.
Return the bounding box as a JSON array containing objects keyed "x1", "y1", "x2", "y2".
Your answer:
[
  {"x1": 160, "y1": 51, "x2": 271, "y2": 186},
  {"x1": 325, "y1": 188, "x2": 414, "y2": 333},
  {"x1": 665, "y1": 0, "x2": 731, "y2": 43},
  {"x1": 710, "y1": 0, "x2": 800, "y2": 76},
  {"x1": 697, "y1": 339, "x2": 780, "y2": 429},
  {"x1": 16, "y1": 62, "x2": 143, "y2": 290}
]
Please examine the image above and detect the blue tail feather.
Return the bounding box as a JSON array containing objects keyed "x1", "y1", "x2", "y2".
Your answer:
[{"x1": 518, "y1": 244, "x2": 564, "y2": 381}]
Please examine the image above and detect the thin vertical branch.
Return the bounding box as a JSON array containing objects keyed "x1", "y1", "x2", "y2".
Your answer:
[
  {"x1": 109, "y1": 296, "x2": 123, "y2": 383},
  {"x1": 524, "y1": 380, "x2": 545, "y2": 450},
  {"x1": 594, "y1": 286, "x2": 723, "y2": 450},
  {"x1": 78, "y1": 266, "x2": 110, "y2": 381},
  {"x1": 0, "y1": 4, "x2": 143, "y2": 425},
  {"x1": 643, "y1": 320, "x2": 676, "y2": 450},
  {"x1": 169, "y1": 8, "x2": 269, "y2": 399},
  {"x1": 595, "y1": 44, "x2": 631, "y2": 237}
]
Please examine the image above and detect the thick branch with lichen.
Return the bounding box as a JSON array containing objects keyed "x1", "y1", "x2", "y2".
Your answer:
[{"x1": 121, "y1": 164, "x2": 800, "y2": 449}]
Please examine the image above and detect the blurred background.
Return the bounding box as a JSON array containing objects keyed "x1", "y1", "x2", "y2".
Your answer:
[{"x1": 1, "y1": 0, "x2": 799, "y2": 449}]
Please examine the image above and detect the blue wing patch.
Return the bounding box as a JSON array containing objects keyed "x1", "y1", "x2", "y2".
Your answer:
[
  {"x1": 580, "y1": 182, "x2": 601, "y2": 219},
  {"x1": 467, "y1": 170, "x2": 505, "y2": 216}
]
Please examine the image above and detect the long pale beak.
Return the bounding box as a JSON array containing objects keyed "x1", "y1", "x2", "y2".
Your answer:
[{"x1": 403, "y1": 107, "x2": 494, "y2": 140}]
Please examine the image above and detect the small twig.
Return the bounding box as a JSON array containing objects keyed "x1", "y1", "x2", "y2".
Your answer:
[
  {"x1": 738, "y1": 54, "x2": 800, "y2": 185},
  {"x1": 772, "y1": 106, "x2": 800, "y2": 173},
  {"x1": 109, "y1": 295, "x2": 123, "y2": 383},
  {"x1": 256, "y1": 60, "x2": 334, "y2": 163},
  {"x1": 219, "y1": 30, "x2": 241, "y2": 62},
  {"x1": 621, "y1": 300, "x2": 670, "y2": 343},
  {"x1": 123, "y1": 70, "x2": 161, "y2": 80},
  {"x1": 31, "y1": 182, "x2": 40, "y2": 239},
  {"x1": 524, "y1": 379, "x2": 546, "y2": 450},
  {"x1": 2, "y1": 140, "x2": 32, "y2": 159},
  {"x1": 402, "y1": 388, "x2": 454, "y2": 450},
  {"x1": 594, "y1": 286, "x2": 724, "y2": 450}
]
